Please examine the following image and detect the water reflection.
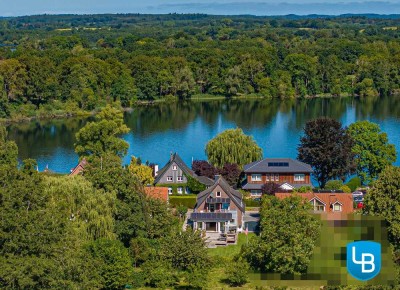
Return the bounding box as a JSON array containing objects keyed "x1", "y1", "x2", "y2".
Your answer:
[{"x1": 7, "y1": 95, "x2": 400, "y2": 173}]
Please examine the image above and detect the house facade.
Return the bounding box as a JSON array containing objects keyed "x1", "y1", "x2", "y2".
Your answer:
[
  {"x1": 275, "y1": 192, "x2": 354, "y2": 217},
  {"x1": 191, "y1": 176, "x2": 245, "y2": 233},
  {"x1": 242, "y1": 158, "x2": 313, "y2": 197},
  {"x1": 154, "y1": 153, "x2": 213, "y2": 195}
]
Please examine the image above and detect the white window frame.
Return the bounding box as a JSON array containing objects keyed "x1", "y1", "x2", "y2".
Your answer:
[
  {"x1": 251, "y1": 174, "x2": 262, "y2": 181},
  {"x1": 333, "y1": 203, "x2": 342, "y2": 212},
  {"x1": 310, "y1": 198, "x2": 325, "y2": 212},
  {"x1": 167, "y1": 176, "x2": 173, "y2": 181},
  {"x1": 172, "y1": 165, "x2": 177, "y2": 171},
  {"x1": 216, "y1": 191, "x2": 221, "y2": 197},
  {"x1": 177, "y1": 187, "x2": 183, "y2": 194},
  {"x1": 274, "y1": 174, "x2": 279, "y2": 181},
  {"x1": 177, "y1": 176, "x2": 183, "y2": 182},
  {"x1": 168, "y1": 187, "x2": 173, "y2": 195},
  {"x1": 294, "y1": 174, "x2": 305, "y2": 181},
  {"x1": 266, "y1": 174, "x2": 270, "y2": 181}
]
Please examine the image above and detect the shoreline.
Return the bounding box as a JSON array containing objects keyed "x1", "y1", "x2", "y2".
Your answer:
[{"x1": 0, "y1": 93, "x2": 360, "y2": 124}]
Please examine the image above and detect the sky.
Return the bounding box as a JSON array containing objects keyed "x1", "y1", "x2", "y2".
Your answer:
[{"x1": 0, "y1": 0, "x2": 400, "y2": 17}]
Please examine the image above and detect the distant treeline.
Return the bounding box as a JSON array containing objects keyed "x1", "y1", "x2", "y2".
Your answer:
[{"x1": 1, "y1": 14, "x2": 400, "y2": 119}]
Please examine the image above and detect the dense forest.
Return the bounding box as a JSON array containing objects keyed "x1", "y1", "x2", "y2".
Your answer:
[{"x1": 1, "y1": 14, "x2": 400, "y2": 120}]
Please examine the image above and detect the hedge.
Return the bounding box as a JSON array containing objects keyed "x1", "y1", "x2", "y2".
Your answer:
[
  {"x1": 169, "y1": 195, "x2": 197, "y2": 209},
  {"x1": 244, "y1": 199, "x2": 261, "y2": 207}
]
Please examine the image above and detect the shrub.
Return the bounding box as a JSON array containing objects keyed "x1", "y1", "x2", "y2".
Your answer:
[
  {"x1": 169, "y1": 195, "x2": 197, "y2": 209},
  {"x1": 224, "y1": 260, "x2": 249, "y2": 286},
  {"x1": 340, "y1": 185, "x2": 352, "y2": 193},
  {"x1": 346, "y1": 176, "x2": 361, "y2": 191},
  {"x1": 244, "y1": 199, "x2": 261, "y2": 207},
  {"x1": 324, "y1": 180, "x2": 344, "y2": 190}
]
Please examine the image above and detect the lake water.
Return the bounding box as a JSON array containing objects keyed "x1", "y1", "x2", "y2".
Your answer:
[{"x1": 6, "y1": 96, "x2": 400, "y2": 174}]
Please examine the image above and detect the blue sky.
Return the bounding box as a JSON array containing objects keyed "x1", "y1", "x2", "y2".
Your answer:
[{"x1": 0, "y1": 0, "x2": 399, "y2": 16}]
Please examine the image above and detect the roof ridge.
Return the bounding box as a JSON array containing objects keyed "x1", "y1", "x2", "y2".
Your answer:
[{"x1": 245, "y1": 159, "x2": 265, "y2": 171}]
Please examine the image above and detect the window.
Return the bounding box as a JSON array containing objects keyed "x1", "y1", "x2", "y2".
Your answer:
[
  {"x1": 216, "y1": 191, "x2": 221, "y2": 197},
  {"x1": 250, "y1": 190, "x2": 262, "y2": 196},
  {"x1": 251, "y1": 174, "x2": 262, "y2": 181},
  {"x1": 274, "y1": 174, "x2": 279, "y2": 181},
  {"x1": 333, "y1": 203, "x2": 342, "y2": 212},
  {"x1": 266, "y1": 174, "x2": 270, "y2": 181},
  {"x1": 168, "y1": 187, "x2": 173, "y2": 195},
  {"x1": 177, "y1": 176, "x2": 183, "y2": 182},
  {"x1": 172, "y1": 165, "x2": 177, "y2": 170},
  {"x1": 177, "y1": 187, "x2": 183, "y2": 194},
  {"x1": 310, "y1": 198, "x2": 325, "y2": 212},
  {"x1": 185, "y1": 187, "x2": 190, "y2": 194},
  {"x1": 294, "y1": 174, "x2": 305, "y2": 181},
  {"x1": 167, "y1": 176, "x2": 173, "y2": 181}
]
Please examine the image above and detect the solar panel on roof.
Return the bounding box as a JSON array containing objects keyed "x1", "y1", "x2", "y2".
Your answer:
[{"x1": 268, "y1": 162, "x2": 289, "y2": 167}]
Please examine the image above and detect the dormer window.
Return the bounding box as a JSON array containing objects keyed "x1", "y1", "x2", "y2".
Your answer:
[
  {"x1": 310, "y1": 198, "x2": 325, "y2": 212},
  {"x1": 216, "y1": 191, "x2": 221, "y2": 197},
  {"x1": 172, "y1": 165, "x2": 177, "y2": 170},
  {"x1": 332, "y1": 202, "x2": 342, "y2": 212}
]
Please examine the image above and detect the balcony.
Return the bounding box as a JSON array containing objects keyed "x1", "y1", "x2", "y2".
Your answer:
[{"x1": 206, "y1": 197, "x2": 230, "y2": 204}]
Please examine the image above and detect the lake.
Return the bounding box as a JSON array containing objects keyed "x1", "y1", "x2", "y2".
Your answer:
[{"x1": 6, "y1": 96, "x2": 400, "y2": 175}]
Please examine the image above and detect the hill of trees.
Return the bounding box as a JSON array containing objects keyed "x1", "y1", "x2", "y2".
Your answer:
[{"x1": 1, "y1": 14, "x2": 400, "y2": 120}]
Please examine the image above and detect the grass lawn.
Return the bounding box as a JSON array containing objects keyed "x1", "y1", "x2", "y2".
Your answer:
[{"x1": 208, "y1": 233, "x2": 255, "y2": 259}]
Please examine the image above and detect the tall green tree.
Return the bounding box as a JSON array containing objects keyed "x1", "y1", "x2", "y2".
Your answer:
[
  {"x1": 206, "y1": 128, "x2": 262, "y2": 168},
  {"x1": 363, "y1": 166, "x2": 400, "y2": 248},
  {"x1": 348, "y1": 120, "x2": 397, "y2": 185},
  {"x1": 240, "y1": 195, "x2": 321, "y2": 274},
  {"x1": 298, "y1": 118, "x2": 355, "y2": 188},
  {"x1": 75, "y1": 105, "x2": 130, "y2": 158}
]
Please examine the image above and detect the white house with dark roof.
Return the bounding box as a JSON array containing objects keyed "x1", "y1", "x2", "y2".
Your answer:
[
  {"x1": 242, "y1": 158, "x2": 313, "y2": 197},
  {"x1": 154, "y1": 152, "x2": 214, "y2": 194}
]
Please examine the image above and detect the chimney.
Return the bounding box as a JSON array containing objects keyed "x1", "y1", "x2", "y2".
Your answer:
[
  {"x1": 154, "y1": 164, "x2": 159, "y2": 177},
  {"x1": 170, "y1": 151, "x2": 173, "y2": 161},
  {"x1": 214, "y1": 175, "x2": 220, "y2": 182}
]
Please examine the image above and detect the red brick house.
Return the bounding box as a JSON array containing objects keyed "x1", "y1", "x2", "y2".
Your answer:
[
  {"x1": 191, "y1": 175, "x2": 245, "y2": 233},
  {"x1": 275, "y1": 192, "x2": 354, "y2": 218},
  {"x1": 242, "y1": 158, "x2": 313, "y2": 197}
]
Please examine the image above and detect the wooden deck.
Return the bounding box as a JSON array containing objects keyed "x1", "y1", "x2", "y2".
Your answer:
[{"x1": 205, "y1": 232, "x2": 237, "y2": 248}]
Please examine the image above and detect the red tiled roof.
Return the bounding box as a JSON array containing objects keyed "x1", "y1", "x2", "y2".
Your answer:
[
  {"x1": 69, "y1": 158, "x2": 88, "y2": 176},
  {"x1": 144, "y1": 187, "x2": 169, "y2": 202},
  {"x1": 275, "y1": 192, "x2": 354, "y2": 215}
]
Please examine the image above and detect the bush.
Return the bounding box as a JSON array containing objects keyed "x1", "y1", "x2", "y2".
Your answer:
[
  {"x1": 340, "y1": 185, "x2": 352, "y2": 193},
  {"x1": 224, "y1": 260, "x2": 249, "y2": 286},
  {"x1": 295, "y1": 185, "x2": 313, "y2": 193},
  {"x1": 324, "y1": 180, "x2": 344, "y2": 190},
  {"x1": 169, "y1": 195, "x2": 197, "y2": 209},
  {"x1": 244, "y1": 199, "x2": 261, "y2": 207},
  {"x1": 346, "y1": 176, "x2": 361, "y2": 191}
]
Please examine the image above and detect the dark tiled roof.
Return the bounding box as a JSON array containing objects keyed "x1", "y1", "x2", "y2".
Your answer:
[
  {"x1": 154, "y1": 153, "x2": 214, "y2": 186},
  {"x1": 243, "y1": 158, "x2": 312, "y2": 173},
  {"x1": 242, "y1": 183, "x2": 263, "y2": 190},
  {"x1": 196, "y1": 176, "x2": 245, "y2": 212}
]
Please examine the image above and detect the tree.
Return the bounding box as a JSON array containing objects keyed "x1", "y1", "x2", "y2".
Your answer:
[
  {"x1": 186, "y1": 174, "x2": 206, "y2": 194},
  {"x1": 363, "y1": 166, "x2": 400, "y2": 248},
  {"x1": 206, "y1": 128, "x2": 262, "y2": 168},
  {"x1": 220, "y1": 163, "x2": 242, "y2": 187},
  {"x1": 240, "y1": 195, "x2": 320, "y2": 274},
  {"x1": 224, "y1": 260, "x2": 249, "y2": 287},
  {"x1": 261, "y1": 182, "x2": 281, "y2": 195},
  {"x1": 0, "y1": 125, "x2": 18, "y2": 168},
  {"x1": 192, "y1": 160, "x2": 218, "y2": 179},
  {"x1": 127, "y1": 156, "x2": 154, "y2": 185},
  {"x1": 87, "y1": 239, "x2": 133, "y2": 290},
  {"x1": 297, "y1": 118, "x2": 355, "y2": 188},
  {"x1": 324, "y1": 180, "x2": 344, "y2": 190},
  {"x1": 74, "y1": 105, "x2": 130, "y2": 158},
  {"x1": 348, "y1": 120, "x2": 397, "y2": 185}
]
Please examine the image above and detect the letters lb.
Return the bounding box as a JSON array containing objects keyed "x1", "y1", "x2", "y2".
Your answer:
[{"x1": 347, "y1": 241, "x2": 381, "y2": 281}]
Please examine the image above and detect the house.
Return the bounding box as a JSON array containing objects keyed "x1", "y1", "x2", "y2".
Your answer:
[
  {"x1": 144, "y1": 186, "x2": 169, "y2": 203},
  {"x1": 154, "y1": 153, "x2": 214, "y2": 195},
  {"x1": 70, "y1": 158, "x2": 88, "y2": 176},
  {"x1": 275, "y1": 192, "x2": 354, "y2": 217},
  {"x1": 242, "y1": 158, "x2": 313, "y2": 197},
  {"x1": 191, "y1": 175, "x2": 245, "y2": 233}
]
